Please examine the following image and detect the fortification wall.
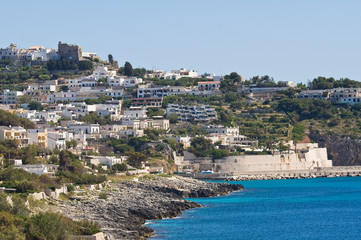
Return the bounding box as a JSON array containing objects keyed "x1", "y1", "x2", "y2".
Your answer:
[{"x1": 197, "y1": 148, "x2": 332, "y2": 174}]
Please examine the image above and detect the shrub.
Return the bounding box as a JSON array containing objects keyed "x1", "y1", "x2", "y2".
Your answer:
[{"x1": 98, "y1": 192, "x2": 107, "y2": 200}]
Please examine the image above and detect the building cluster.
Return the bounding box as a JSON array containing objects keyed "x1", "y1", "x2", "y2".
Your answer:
[
  {"x1": 0, "y1": 42, "x2": 99, "y2": 62},
  {"x1": 296, "y1": 87, "x2": 361, "y2": 105},
  {"x1": 170, "y1": 125, "x2": 257, "y2": 150},
  {"x1": 0, "y1": 42, "x2": 269, "y2": 177}
]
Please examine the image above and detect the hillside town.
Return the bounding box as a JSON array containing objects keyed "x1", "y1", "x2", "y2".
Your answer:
[
  {"x1": 1, "y1": 41, "x2": 355, "y2": 181},
  {"x1": 4, "y1": 41, "x2": 361, "y2": 239}
]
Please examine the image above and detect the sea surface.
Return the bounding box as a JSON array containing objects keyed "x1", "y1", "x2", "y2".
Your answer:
[{"x1": 148, "y1": 177, "x2": 361, "y2": 240}]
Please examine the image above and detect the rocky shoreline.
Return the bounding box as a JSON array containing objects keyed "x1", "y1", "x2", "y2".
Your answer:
[{"x1": 56, "y1": 176, "x2": 243, "y2": 240}]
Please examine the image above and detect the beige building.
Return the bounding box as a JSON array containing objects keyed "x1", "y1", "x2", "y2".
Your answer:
[
  {"x1": 0, "y1": 126, "x2": 29, "y2": 147},
  {"x1": 28, "y1": 129, "x2": 48, "y2": 148}
]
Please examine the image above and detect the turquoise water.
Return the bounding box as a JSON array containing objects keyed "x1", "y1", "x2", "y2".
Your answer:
[{"x1": 148, "y1": 177, "x2": 361, "y2": 240}]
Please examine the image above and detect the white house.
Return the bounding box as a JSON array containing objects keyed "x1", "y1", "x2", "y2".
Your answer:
[
  {"x1": 137, "y1": 85, "x2": 169, "y2": 98},
  {"x1": 47, "y1": 131, "x2": 73, "y2": 150},
  {"x1": 92, "y1": 65, "x2": 116, "y2": 80},
  {"x1": 122, "y1": 107, "x2": 147, "y2": 120},
  {"x1": 107, "y1": 76, "x2": 142, "y2": 87},
  {"x1": 67, "y1": 123, "x2": 100, "y2": 135},
  {"x1": 26, "y1": 46, "x2": 58, "y2": 61},
  {"x1": 88, "y1": 156, "x2": 126, "y2": 168},
  {"x1": 166, "y1": 104, "x2": 217, "y2": 122},
  {"x1": 14, "y1": 164, "x2": 58, "y2": 176},
  {"x1": 0, "y1": 90, "x2": 24, "y2": 104}
]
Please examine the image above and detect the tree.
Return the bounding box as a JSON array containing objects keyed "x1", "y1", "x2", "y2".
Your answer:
[
  {"x1": 66, "y1": 140, "x2": 78, "y2": 149},
  {"x1": 122, "y1": 99, "x2": 131, "y2": 109},
  {"x1": 78, "y1": 60, "x2": 94, "y2": 70},
  {"x1": 211, "y1": 148, "x2": 229, "y2": 160},
  {"x1": 169, "y1": 114, "x2": 179, "y2": 124},
  {"x1": 28, "y1": 101, "x2": 43, "y2": 111},
  {"x1": 108, "y1": 54, "x2": 113, "y2": 64},
  {"x1": 190, "y1": 137, "x2": 213, "y2": 157},
  {"x1": 0, "y1": 212, "x2": 26, "y2": 240},
  {"x1": 124, "y1": 61, "x2": 133, "y2": 77},
  {"x1": 126, "y1": 151, "x2": 147, "y2": 168},
  {"x1": 59, "y1": 150, "x2": 71, "y2": 171},
  {"x1": 27, "y1": 212, "x2": 69, "y2": 240},
  {"x1": 292, "y1": 124, "x2": 305, "y2": 152},
  {"x1": 0, "y1": 110, "x2": 36, "y2": 129},
  {"x1": 0, "y1": 192, "x2": 11, "y2": 212},
  {"x1": 18, "y1": 95, "x2": 32, "y2": 104},
  {"x1": 225, "y1": 93, "x2": 238, "y2": 103},
  {"x1": 112, "y1": 163, "x2": 128, "y2": 172}
]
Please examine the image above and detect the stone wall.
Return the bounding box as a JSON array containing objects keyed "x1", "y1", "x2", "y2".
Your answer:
[
  {"x1": 195, "y1": 148, "x2": 332, "y2": 175},
  {"x1": 58, "y1": 41, "x2": 82, "y2": 61},
  {"x1": 70, "y1": 232, "x2": 105, "y2": 240}
]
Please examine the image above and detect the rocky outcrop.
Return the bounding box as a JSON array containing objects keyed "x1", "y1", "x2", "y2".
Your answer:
[
  {"x1": 57, "y1": 176, "x2": 243, "y2": 240},
  {"x1": 309, "y1": 133, "x2": 361, "y2": 166}
]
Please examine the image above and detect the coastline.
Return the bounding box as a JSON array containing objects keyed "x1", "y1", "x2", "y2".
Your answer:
[
  {"x1": 56, "y1": 176, "x2": 243, "y2": 240},
  {"x1": 183, "y1": 166, "x2": 361, "y2": 181}
]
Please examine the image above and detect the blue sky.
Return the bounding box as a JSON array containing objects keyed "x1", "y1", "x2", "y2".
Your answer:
[{"x1": 1, "y1": 0, "x2": 361, "y2": 83}]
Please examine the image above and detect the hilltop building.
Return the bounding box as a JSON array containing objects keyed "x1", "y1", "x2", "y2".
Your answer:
[{"x1": 58, "y1": 41, "x2": 82, "y2": 61}]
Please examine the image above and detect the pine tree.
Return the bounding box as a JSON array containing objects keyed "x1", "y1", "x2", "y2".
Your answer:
[{"x1": 124, "y1": 61, "x2": 133, "y2": 77}]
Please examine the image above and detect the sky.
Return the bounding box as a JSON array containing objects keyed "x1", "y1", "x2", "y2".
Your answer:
[{"x1": 1, "y1": 0, "x2": 361, "y2": 83}]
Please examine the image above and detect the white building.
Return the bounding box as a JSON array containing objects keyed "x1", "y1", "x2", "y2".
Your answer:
[
  {"x1": 0, "y1": 43, "x2": 20, "y2": 60},
  {"x1": 28, "y1": 129, "x2": 48, "y2": 148},
  {"x1": 47, "y1": 131, "x2": 73, "y2": 150},
  {"x1": 49, "y1": 92, "x2": 77, "y2": 103},
  {"x1": 88, "y1": 156, "x2": 126, "y2": 168},
  {"x1": 14, "y1": 164, "x2": 58, "y2": 176},
  {"x1": 297, "y1": 90, "x2": 329, "y2": 100},
  {"x1": 197, "y1": 81, "x2": 220, "y2": 91},
  {"x1": 206, "y1": 125, "x2": 239, "y2": 135},
  {"x1": 104, "y1": 88, "x2": 124, "y2": 98},
  {"x1": 330, "y1": 88, "x2": 361, "y2": 105},
  {"x1": 0, "y1": 126, "x2": 29, "y2": 147},
  {"x1": 26, "y1": 46, "x2": 58, "y2": 61},
  {"x1": 137, "y1": 85, "x2": 169, "y2": 98},
  {"x1": 0, "y1": 90, "x2": 24, "y2": 104},
  {"x1": 107, "y1": 76, "x2": 143, "y2": 87},
  {"x1": 171, "y1": 68, "x2": 198, "y2": 78},
  {"x1": 67, "y1": 123, "x2": 100, "y2": 135},
  {"x1": 27, "y1": 84, "x2": 56, "y2": 93},
  {"x1": 122, "y1": 107, "x2": 147, "y2": 120},
  {"x1": 166, "y1": 104, "x2": 217, "y2": 122},
  {"x1": 170, "y1": 136, "x2": 192, "y2": 148},
  {"x1": 92, "y1": 65, "x2": 116, "y2": 80}
]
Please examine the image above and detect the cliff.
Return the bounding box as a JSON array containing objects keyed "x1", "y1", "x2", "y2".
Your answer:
[
  {"x1": 309, "y1": 133, "x2": 361, "y2": 166},
  {"x1": 56, "y1": 176, "x2": 243, "y2": 240}
]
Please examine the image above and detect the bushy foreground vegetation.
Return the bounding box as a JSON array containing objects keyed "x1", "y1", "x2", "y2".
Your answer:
[{"x1": 0, "y1": 192, "x2": 100, "y2": 239}]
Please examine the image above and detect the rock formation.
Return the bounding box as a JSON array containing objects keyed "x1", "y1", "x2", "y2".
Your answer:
[
  {"x1": 309, "y1": 133, "x2": 361, "y2": 166},
  {"x1": 57, "y1": 176, "x2": 243, "y2": 240}
]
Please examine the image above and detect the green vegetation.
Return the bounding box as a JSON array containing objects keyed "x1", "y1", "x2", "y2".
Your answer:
[
  {"x1": 123, "y1": 61, "x2": 133, "y2": 77},
  {"x1": 57, "y1": 150, "x2": 107, "y2": 184},
  {"x1": 0, "y1": 203, "x2": 100, "y2": 240},
  {"x1": 189, "y1": 136, "x2": 229, "y2": 160},
  {"x1": 78, "y1": 112, "x2": 111, "y2": 125},
  {"x1": 0, "y1": 66, "x2": 51, "y2": 85},
  {"x1": 153, "y1": 77, "x2": 209, "y2": 87},
  {"x1": 112, "y1": 163, "x2": 128, "y2": 172},
  {"x1": 84, "y1": 94, "x2": 112, "y2": 105},
  {"x1": 126, "y1": 151, "x2": 147, "y2": 168},
  {"x1": 47, "y1": 59, "x2": 94, "y2": 71},
  {"x1": 0, "y1": 110, "x2": 36, "y2": 129},
  {"x1": 310, "y1": 76, "x2": 361, "y2": 89},
  {"x1": 0, "y1": 167, "x2": 60, "y2": 193}
]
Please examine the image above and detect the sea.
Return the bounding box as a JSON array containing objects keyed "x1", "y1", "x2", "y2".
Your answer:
[{"x1": 147, "y1": 177, "x2": 361, "y2": 240}]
